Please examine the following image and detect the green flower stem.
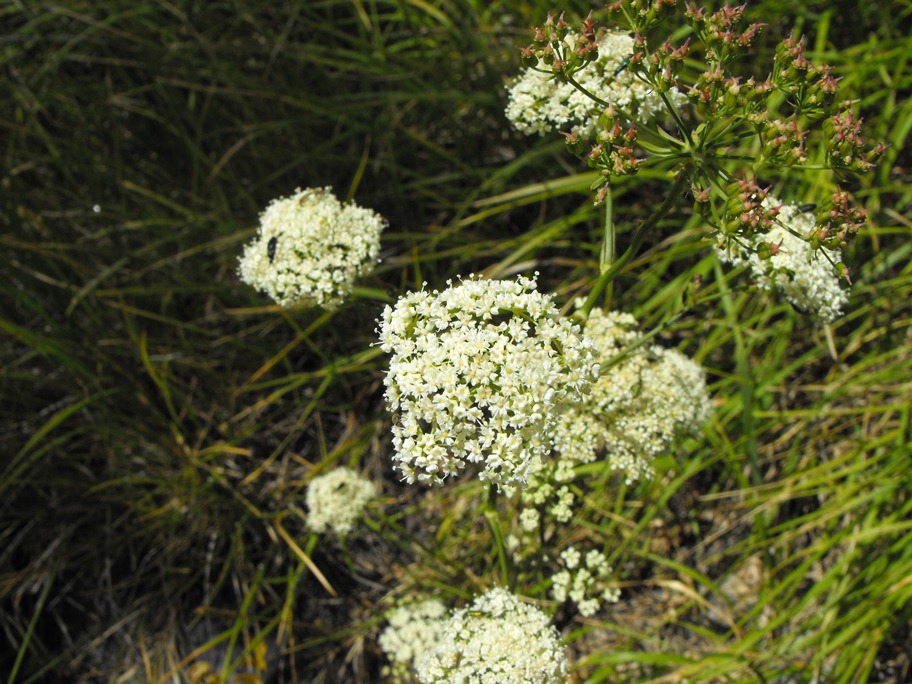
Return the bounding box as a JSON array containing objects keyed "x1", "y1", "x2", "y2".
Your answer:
[
  {"x1": 659, "y1": 89, "x2": 693, "y2": 146},
  {"x1": 579, "y1": 172, "x2": 689, "y2": 318},
  {"x1": 600, "y1": 184, "x2": 615, "y2": 273},
  {"x1": 559, "y1": 71, "x2": 613, "y2": 110},
  {"x1": 598, "y1": 184, "x2": 617, "y2": 307},
  {"x1": 561, "y1": 73, "x2": 681, "y2": 149}
]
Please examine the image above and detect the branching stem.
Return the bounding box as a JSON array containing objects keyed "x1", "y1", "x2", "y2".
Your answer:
[{"x1": 579, "y1": 173, "x2": 689, "y2": 318}]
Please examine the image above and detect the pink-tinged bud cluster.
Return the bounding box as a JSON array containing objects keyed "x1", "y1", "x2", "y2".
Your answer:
[
  {"x1": 701, "y1": 183, "x2": 870, "y2": 285},
  {"x1": 692, "y1": 185, "x2": 712, "y2": 203},
  {"x1": 575, "y1": 11, "x2": 599, "y2": 60},
  {"x1": 559, "y1": 130, "x2": 584, "y2": 155},
  {"x1": 589, "y1": 113, "x2": 640, "y2": 184},
  {"x1": 812, "y1": 191, "x2": 868, "y2": 254},
  {"x1": 715, "y1": 197, "x2": 850, "y2": 322},
  {"x1": 720, "y1": 179, "x2": 780, "y2": 239},
  {"x1": 824, "y1": 109, "x2": 886, "y2": 174},
  {"x1": 689, "y1": 3, "x2": 765, "y2": 59},
  {"x1": 607, "y1": 0, "x2": 679, "y2": 33},
  {"x1": 761, "y1": 116, "x2": 808, "y2": 165},
  {"x1": 511, "y1": 4, "x2": 883, "y2": 251},
  {"x1": 686, "y1": 3, "x2": 775, "y2": 120},
  {"x1": 507, "y1": 27, "x2": 685, "y2": 139},
  {"x1": 772, "y1": 34, "x2": 841, "y2": 117},
  {"x1": 683, "y1": 9, "x2": 878, "y2": 180},
  {"x1": 522, "y1": 11, "x2": 600, "y2": 76},
  {"x1": 687, "y1": 64, "x2": 721, "y2": 107},
  {"x1": 638, "y1": 37, "x2": 691, "y2": 91},
  {"x1": 687, "y1": 68, "x2": 774, "y2": 119}
]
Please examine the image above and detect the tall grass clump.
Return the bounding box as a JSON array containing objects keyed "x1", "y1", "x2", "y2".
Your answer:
[{"x1": 2, "y1": 1, "x2": 911, "y2": 683}]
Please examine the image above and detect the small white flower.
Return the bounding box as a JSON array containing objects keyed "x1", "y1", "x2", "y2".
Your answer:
[
  {"x1": 550, "y1": 547, "x2": 617, "y2": 618},
  {"x1": 561, "y1": 546, "x2": 581, "y2": 570},
  {"x1": 520, "y1": 507, "x2": 541, "y2": 532},
  {"x1": 378, "y1": 274, "x2": 598, "y2": 488},
  {"x1": 305, "y1": 467, "x2": 377, "y2": 535},
  {"x1": 550, "y1": 486, "x2": 574, "y2": 523},
  {"x1": 415, "y1": 587, "x2": 568, "y2": 684},
  {"x1": 379, "y1": 599, "x2": 449, "y2": 683},
  {"x1": 238, "y1": 187, "x2": 386, "y2": 309},
  {"x1": 551, "y1": 309, "x2": 711, "y2": 482},
  {"x1": 550, "y1": 571, "x2": 571, "y2": 603},
  {"x1": 506, "y1": 30, "x2": 687, "y2": 138},
  {"x1": 715, "y1": 197, "x2": 848, "y2": 322}
]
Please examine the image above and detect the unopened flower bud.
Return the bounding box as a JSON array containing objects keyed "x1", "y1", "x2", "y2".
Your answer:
[
  {"x1": 560, "y1": 130, "x2": 584, "y2": 155},
  {"x1": 835, "y1": 261, "x2": 852, "y2": 284},
  {"x1": 520, "y1": 45, "x2": 538, "y2": 68}
]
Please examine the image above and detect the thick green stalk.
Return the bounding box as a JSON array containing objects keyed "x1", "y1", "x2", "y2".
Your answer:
[
  {"x1": 600, "y1": 184, "x2": 615, "y2": 273},
  {"x1": 658, "y1": 89, "x2": 693, "y2": 146},
  {"x1": 579, "y1": 173, "x2": 689, "y2": 318}
]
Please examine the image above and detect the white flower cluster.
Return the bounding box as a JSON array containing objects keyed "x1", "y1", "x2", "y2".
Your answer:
[
  {"x1": 551, "y1": 309, "x2": 711, "y2": 482},
  {"x1": 715, "y1": 198, "x2": 848, "y2": 322},
  {"x1": 511, "y1": 456, "x2": 578, "y2": 528},
  {"x1": 415, "y1": 587, "x2": 568, "y2": 684},
  {"x1": 505, "y1": 30, "x2": 687, "y2": 138},
  {"x1": 238, "y1": 187, "x2": 386, "y2": 309},
  {"x1": 378, "y1": 274, "x2": 599, "y2": 488},
  {"x1": 550, "y1": 546, "x2": 620, "y2": 618},
  {"x1": 379, "y1": 599, "x2": 449, "y2": 684},
  {"x1": 305, "y1": 467, "x2": 377, "y2": 535}
]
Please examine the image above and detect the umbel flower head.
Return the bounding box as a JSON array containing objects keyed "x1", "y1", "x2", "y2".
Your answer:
[
  {"x1": 305, "y1": 466, "x2": 377, "y2": 535},
  {"x1": 238, "y1": 187, "x2": 386, "y2": 309},
  {"x1": 506, "y1": 29, "x2": 686, "y2": 138},
  {"x1": 414, "y1": 587, "x2": 569, "y2": 684},
  {"x1": 378, "y1": 274, "x2": 598, "y2": 488},
  {"x1": 715, "y1": 196, "x2": 849, "y2": 322},
  {"x1": 379, "y1": 599, "x2": 449, "y2": 684},
  {"x1": 551, "y1": 309, "x2": 711, "y2": 482},
  {"x1": 550, "y1": 546, "x2": 620, "y2": 618}
]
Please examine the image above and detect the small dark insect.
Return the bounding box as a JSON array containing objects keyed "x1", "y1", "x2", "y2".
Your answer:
[
  {"x1": 267, "y1": 236, "x2": 278, "y2": 263},
  {"x1": 796, "y1": 203, "x2": 817, "y2": 214},
  {"x1": 613, "y1": 55, "x2": 633, "y2": 76}
]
